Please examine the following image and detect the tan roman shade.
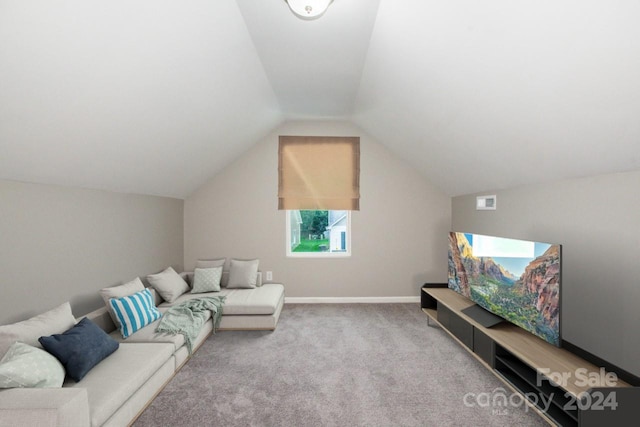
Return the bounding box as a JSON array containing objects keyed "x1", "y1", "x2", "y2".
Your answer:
[{"x1": 278, "y1": 136, "x2": 360, "y2": 210}]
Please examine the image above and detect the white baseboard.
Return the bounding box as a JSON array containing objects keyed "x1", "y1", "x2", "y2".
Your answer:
[{"x1": 285, "y1": 296, "x2": 420, "y2": 304}]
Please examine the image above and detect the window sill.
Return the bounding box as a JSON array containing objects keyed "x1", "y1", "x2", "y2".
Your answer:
[{"x1": 286, "y1": 252, "x2": 351, "y2": 258}]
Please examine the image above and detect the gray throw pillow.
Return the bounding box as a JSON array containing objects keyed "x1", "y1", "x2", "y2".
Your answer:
[
  {"x1": 147, "y1": 267, "x2": 190, "y2": 303},
  {"x1": 191, "y1": 267, "x2": 223, "y2": 293},
  {"x1": 227, "y1": 259, "x2": 259, "y2": 289},
  {"x1": 195, "y1": 259, "x2": 226, "y2": 269},
  {"x1": 0, "y1": 302, "x2": 76, "y2": 359},
  {"x1": 99, "y1": 277, "x2": 145, "y2": 324}
]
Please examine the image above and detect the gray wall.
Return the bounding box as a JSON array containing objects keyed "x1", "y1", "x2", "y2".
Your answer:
[
  {"x1": 451, "y1": 170, "x2": 640, "y2": 377},
  {"x1": 184, "y1": 120, "x2": 451, "y2": 298},
  {"x1": 0, "y1": 180, "x2": 184, "y2": 324}
]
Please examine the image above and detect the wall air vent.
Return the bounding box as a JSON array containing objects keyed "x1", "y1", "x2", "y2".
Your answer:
[{"x1": 476, "y1": 195, "x2": 497, "y2": 210}]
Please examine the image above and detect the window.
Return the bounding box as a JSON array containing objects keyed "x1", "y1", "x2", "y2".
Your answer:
[
  {"x1": 279, "y1": 136, "x2": 359, "y2": 258},
  {"x1": 286, "y1": 210, "x2": 351, "y2": 257}
]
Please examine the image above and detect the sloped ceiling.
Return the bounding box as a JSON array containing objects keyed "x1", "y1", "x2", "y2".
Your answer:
[
  {"x1": 236, "y1": 0, "x2": 380, "y2": 117},
  {"x1": 354, "y1": 0, "x2": 640, "y2": 195},
  {"x1": 0, "y1": 0, "x2": 281, "y2": 198},
  {"x1": 1, "y1": 0, "x2": 639, "y2": 199}
]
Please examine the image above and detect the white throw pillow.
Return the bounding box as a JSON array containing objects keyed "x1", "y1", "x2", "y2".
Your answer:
[
  {"x1": 99, "y1": 277, "x2": 145, "y2": 324},
  {"x1": 0, "y1": 342, "x2": 65, "y2": 388},
  {"x1": 191, "y1": 267, "x2": 223, "y2": 293},
  {"x1": 195, "y1": 259, "x2": 226, "y2": 287},
  {"x1": 0, "y1": 302, "x2": 76, "y2": 360},
  {"x1": 147, "y1": 267, "x2": 190, "y2": 303},
  {"x1": 227, "y1": 259, "x2": 259, "y2": 289}
]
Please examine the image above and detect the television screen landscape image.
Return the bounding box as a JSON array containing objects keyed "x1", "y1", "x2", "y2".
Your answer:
[{"x1": 448, "y1": 232, "x2": 561, "y2": 346}]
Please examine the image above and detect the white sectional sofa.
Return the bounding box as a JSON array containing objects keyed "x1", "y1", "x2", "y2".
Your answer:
[{"x1": 0, "y1": 268, "x2": 284, "y2": 427}]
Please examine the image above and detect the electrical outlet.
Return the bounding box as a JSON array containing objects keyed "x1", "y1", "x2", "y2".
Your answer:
[{"x1": 266, "y1": 271, "x2": 273, "y2": 281}]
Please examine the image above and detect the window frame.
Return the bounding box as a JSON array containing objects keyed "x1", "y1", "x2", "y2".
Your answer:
[{"x1": 285, "y1": 210, "x2": 352, "y2": 258}]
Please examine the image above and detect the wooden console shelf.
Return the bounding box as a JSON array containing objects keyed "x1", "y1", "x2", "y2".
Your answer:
[{"x1": 422, "y1": 286, "x2": 638, "y2": 427}]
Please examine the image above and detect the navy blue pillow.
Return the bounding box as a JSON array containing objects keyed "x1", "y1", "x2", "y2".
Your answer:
[{"x1": 39, "y1": 317, "x2": 119, "y2": 382}]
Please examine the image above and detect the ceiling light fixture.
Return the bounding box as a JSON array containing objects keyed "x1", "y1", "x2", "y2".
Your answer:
[{"x1": 285, "y1": 0, "x2": 334, "y2": 20}]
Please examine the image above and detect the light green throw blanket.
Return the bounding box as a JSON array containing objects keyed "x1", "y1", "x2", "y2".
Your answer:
[{"x1": 156, "y1": 296, "x2": 226, "y2": 354}]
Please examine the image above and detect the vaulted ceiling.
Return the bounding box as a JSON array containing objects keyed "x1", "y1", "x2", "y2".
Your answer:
[{"x1": 1, "y1": 1, "x2": 639, "y2": 198}]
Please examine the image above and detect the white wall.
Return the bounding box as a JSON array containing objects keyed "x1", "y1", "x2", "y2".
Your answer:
[
  {"x1": 0, "y1": 180, "x2": 184, "y2": 324},
  {"x1": 184, "y1": 120, "x2": 451, "y2": 298},
  {"x1": 451, "y1": 170, "x2": 640, "y2": 378}
]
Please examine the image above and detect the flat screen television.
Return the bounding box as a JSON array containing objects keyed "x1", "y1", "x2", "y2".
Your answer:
[{"x1": 448, "y1": 231, "x2": 561, "y2": 346}]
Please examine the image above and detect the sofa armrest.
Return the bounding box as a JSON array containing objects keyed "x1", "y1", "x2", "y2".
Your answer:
[{"x1": 0, "y1": 388, "x2": 90, "y2": 427}]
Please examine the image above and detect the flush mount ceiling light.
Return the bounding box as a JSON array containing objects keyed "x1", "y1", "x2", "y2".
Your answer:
[{"x1": 285, "y1": 0, "x2": 334, "y2": 20}]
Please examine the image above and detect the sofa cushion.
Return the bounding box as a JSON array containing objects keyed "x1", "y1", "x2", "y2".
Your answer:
[
  {"x1": 159, "y1": 284, "x2": 284, "y2": 316},
  {"x1": 107, "y1": 315, "x2": 188, "y2": 351},
  {"x1": 67, "y1": 342, "x2": 174, "y2": 427},
  {"x1": 0, "y1": 302, "x2": 76, "y2": 359},
  {"x1": 39, "y1": 318, "x2": 119, "y2": 382},
  {"x1": 147, "y1": 267, "x2": 189, "y2": 303},
  {"x1": 158, "y1": 294, "x2": 218, "y2": 315},
  {"x1": 227, "y1": 259, "x2": 259, "y2": 289},
  {"x1": 191, "y1": 267, "x2": 222, "y2": 293},
  {"x1": 0, "y1": 342, "x2": 65, "y2": 388},
  {"x1": 109, "y1": 288, "x2": 162, "y2": 339},
  {"x1": 99, "y1": 278, "x2": 145, "y2": 325},
  {"x1": 220, "y1": 283, "x2": 284, "y2": 315}
]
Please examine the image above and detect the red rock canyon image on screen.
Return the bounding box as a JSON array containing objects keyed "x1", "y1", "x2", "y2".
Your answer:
[{"x1": 448, "y1": 232, "x2": 561, "y2": 346}]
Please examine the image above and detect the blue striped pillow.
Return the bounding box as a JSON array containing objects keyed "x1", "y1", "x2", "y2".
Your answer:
[{"x1": 109, "y1": 288, "x2": 162, "y2": 338}]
